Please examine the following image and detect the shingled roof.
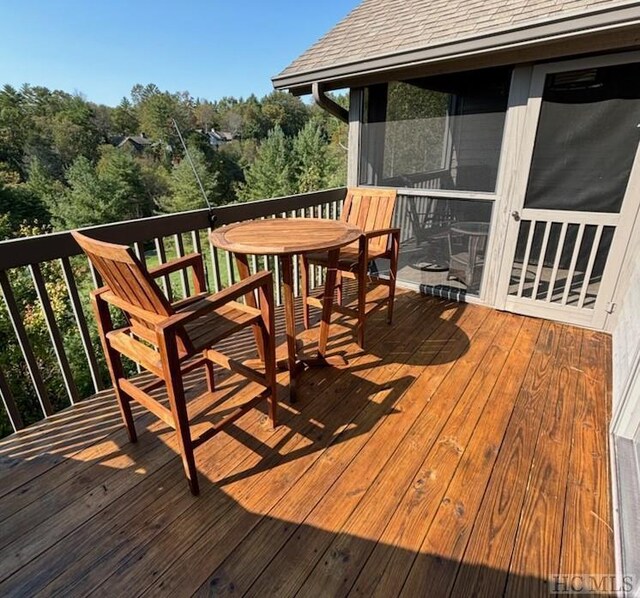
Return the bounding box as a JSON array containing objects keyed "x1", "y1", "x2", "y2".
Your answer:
[{"x1": 273, "y1": 0, "x2": 640, "y2": 92}]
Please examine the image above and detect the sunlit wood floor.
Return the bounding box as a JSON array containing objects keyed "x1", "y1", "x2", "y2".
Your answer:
[{"x1": 0, "y1": 288, "x2": 614, "y2": 597}]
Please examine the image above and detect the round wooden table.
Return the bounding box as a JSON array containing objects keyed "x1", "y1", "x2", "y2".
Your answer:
[{"x1": 210, "y1": 218, "x2": 362, "y2": 401}]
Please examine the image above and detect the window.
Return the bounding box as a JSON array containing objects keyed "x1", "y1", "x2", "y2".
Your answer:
[{"x1": 360, "y1": 67, "x2": 511, "y2": 193}]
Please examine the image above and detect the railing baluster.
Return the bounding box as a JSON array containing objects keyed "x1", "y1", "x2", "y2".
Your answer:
[
  {"x1": 291, "y1": 210, "x2": 299, "y2": 297},
  {"x1": 577, "y1": 225, "x2": 604, "y2": 309},
  {"x1": 173, "y1": 234, "x2": 190, "y2": 297},
  {"x1": 207, "y1": 228, "x2": 222, "y2": 292},
  {"x1": 546, "y1": 222, "x2": 568, "y2": 303},
  {"x1": 88, "y1": 260, "x2": 102, "y2": 289},
  {"x1": 273, "y1": 241, "x2": 282, "y2": 306},
  {"x1": 0, "y1": 362, "x2": 23, "y2": 431},
  {"x1": 191, "y1": 230, "x2": 207, "y2": 287},
  {"x1": 225, "y1": 250, "x2": 235, "y2": 286},
  {"x1": 516, "y1": 220, "x2": 536, "y2": 298},
  {"x1": 154, "y1": 237, "x2": 173, "y2": 301},
  {"x1": 0, "y1": 270, "x2": 53, "y2": 417},
  {"x1": 191, "y1": 229, "x2": 203, "y2": 254},
  {"x1": 315, "y1": 205, "x2": 322, "y2": 289},
  {"x1": 60, "y1": 257, "x2": 104, "y2": 393},
  {"x1": 531, "y1": 221, "x2": 551, "y2": 301},
  {"x1": 561, "y1": 223, "x2": 586, "y2": 306},
  {"x1": 133, "y1": 241, "x2": 145, "y2": 265},
  {"x1": 30, "y1": 263, "x2": 80, "y2": 405}
]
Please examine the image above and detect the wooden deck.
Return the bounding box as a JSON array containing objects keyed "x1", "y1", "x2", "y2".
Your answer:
[{"x1": 0, "y1": 289, "x2": 614, "y2": 597}]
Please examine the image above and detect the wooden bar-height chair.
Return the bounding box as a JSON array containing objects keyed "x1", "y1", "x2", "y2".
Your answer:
[
  {"x1": 301, "y1": 187, "x2": 400, "y2": 349},
  {"x1": 72, "y1": 231, "x2": 277, "y2": 495}
]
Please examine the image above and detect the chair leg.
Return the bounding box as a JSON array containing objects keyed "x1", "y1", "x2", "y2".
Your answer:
[
  {"x1": 336, "y1": 270, "x2": 343, "y2": 306},
  {"x1": 261, "y1": 321, "x2": 277, "y2": 428},
  {"x1": 300, "y1": 254, "x2": 310, "y2": 330},
  {"x1": 159, "y1": 331, "x2": 199, "y2": 496},
  {"x1": 92, "y1": 294, "x2": 137, "y2": 443},
  {"x1": 388, "y1": 235, "x2": 399, "y2": 325},
  {"x1": 257, "y1": 275, "x2": 278, "y2": 428},
  {"x1": 204, "y1": 357, "x2": 215, "y2": 393},
  {"x1": 109, "y1": 352, "x2": 137, "y2": 444},
  {"x1": 356, "y1": 263, "x2": 367, "y2": 349}
]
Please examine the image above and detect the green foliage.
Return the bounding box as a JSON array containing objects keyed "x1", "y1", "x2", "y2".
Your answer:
[
  {"x1": 383, "y1": 81, "x2": 449, "y2": 177},
  {"x1": 0, "y1": 213, "x2": 10, "y2": 239},
  {"x1": 134, "y1": 86, "x2": 194, "y2": 150},
  {"x1": 159, "y1": 144, "x2": 218, "y2": 213},
  {"x1": 261, "y1": 91, "x2": 309, "y2": 137},
  {"x1": 238, "y1": 126, "x2": 295, "y2": 200},
  {"x1": 292, "y1": 119, "x2": 331, "y2": 193},
  {"x1": 0, "y1": 162, "x2": 49, "y2": 235},
  {"x1": 111, "y1": 98, "x2": 139, "y2": 136},
  {"x1": 50, "y1": 148, "x2": 154, "y2": 228}
]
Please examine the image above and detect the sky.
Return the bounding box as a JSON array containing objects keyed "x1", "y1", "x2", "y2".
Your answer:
[{"x1": 0, "y1": 0, "x2": 358, "y2": 106}]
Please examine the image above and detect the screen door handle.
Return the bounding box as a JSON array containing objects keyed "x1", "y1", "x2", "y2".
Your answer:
[{"x1": 511, "y1": 211, "x2": 521, "y2": 222}]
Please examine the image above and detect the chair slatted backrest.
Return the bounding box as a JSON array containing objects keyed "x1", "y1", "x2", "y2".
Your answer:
[
  {"x1": 341, "y1": 187, "x2": 398, "y2": 253},
  {"x1": 72, "y1": 231, "x2": 173, "y2": 340}
]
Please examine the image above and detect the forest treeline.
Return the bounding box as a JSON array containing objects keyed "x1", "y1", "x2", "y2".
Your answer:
[{"x1": 0, "y1": 82, "x2": 347, "y2": 239}]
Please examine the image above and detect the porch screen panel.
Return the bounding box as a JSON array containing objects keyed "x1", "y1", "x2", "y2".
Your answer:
[
  {"x1": 360, "y1": 67, "x2": 511, "y2": 193},
  {"x1": 525, "y1": 62, "x2": 640, "y2": 213},
  {"x1": 388, "y1": 195, "x2": 493, "y2": 298}
]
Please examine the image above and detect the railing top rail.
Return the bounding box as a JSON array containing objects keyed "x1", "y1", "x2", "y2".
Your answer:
[{"x1": 0, "y1": 188, "x2": 347, "y2": 270}]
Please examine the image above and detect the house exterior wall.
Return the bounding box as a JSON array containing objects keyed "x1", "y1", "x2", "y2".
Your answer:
[
  {"x1": 602, "y1": 201, "x2": 640, "y2": 595},
  {"x1": 611, "y1": 265, "x2": 640, "y2": 594}
]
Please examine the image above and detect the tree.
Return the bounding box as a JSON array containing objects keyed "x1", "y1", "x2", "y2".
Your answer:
[
  {"x1": 26, "y1": 157, "x2": 66, "y2": 218},
  {"x1": 0, "y1": 163, "x2": 49, "y2": 234},
  {"x1": 292, "y1": 119, "x2": 331, "y2": 193},
  {"x1": 48, "y1": 96, "x2": 102, "y2": 166},
  {"x1": 52, "y1": 148, "x2": 153, "y2": 229},
  {"x1": 193, "y1": 100, "x2": 217, "y2": 131},
  {"x1": 238, "y1": 126, "x2": 294, "y2": 201},
  {"x1": 96, "y1": 146, "x2": 153, "y2": 219},
  {"x1": 134, "y1": 86, "x2": 194, "y2": 149},
  {"x1": 159, "y1": 144, "x2": 218, "y2": 213},
  {"x1": 53, "y1": 156, "x2": 113, "y2": 228},
  {"x1": 261, "y1": 91, "x2": 309, "y2": 137},
  {"x1": 112, "y1": 98, "x2": 139, "y2": 136},
  {"x1": 0, "y1": 85, "x2": 30, "y2": 174}
]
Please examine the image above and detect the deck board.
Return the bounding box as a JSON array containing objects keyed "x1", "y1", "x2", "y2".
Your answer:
[{"x1": 0, "y1": 290, "x2": 614, "y2": 597}]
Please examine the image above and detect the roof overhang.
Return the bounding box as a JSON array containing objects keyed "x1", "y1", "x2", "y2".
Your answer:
[{"x1": 273, "y1": 4, "x2": 640, "y2": 94}]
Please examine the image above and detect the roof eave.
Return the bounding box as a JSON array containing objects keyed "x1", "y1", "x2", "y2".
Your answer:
[{"x1": 272, "y1": 3, "x2": 640, "y2": 94}]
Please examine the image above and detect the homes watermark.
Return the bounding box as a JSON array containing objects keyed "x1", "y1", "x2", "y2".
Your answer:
[{"x1": 549, "y1": 574, "x2": 634, "y2": 594}]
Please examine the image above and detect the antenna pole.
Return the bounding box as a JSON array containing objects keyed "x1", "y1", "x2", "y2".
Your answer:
[{"x1": 172, "y1": 119, "x2": 216, "y2": 226}]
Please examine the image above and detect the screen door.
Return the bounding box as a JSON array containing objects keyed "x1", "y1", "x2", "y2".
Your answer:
[{"x1": 499, "y1": 55, "x2": 640, "y2": 328}]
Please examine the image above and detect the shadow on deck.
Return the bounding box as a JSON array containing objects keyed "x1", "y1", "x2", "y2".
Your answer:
[{"x1": 0, "y1": 289, "x2": 615, "y2": 597}]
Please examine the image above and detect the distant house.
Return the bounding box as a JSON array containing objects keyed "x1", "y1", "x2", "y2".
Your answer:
[
  {"x1": 117, "y1": 133, "x2": 154, "y2": 153},
  {"x1": 206, "y1": 128, "x2": 234, "y2": 149}
]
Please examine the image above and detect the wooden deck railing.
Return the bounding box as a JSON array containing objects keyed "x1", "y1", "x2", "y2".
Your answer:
[{"x1": 0, "y1": 188, "x2": 346, "y2": 433}]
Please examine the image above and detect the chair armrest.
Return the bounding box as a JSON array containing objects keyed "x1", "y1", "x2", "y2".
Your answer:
[
  {"x1": 148, "y1": 253, "x2": 206, "y2": 294},
  {"x1": 148, "y1": 253, "x2": 202, "y2": 278},
  {"x1": 157, "y1": 270, "x2": 273, "y2": 332},
  {"x1": 92, "y1": 289, "x2": 167, "y2": 325},
  {"x1": 363, "y1": 227, "x2": 401, "y2": 239}
]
